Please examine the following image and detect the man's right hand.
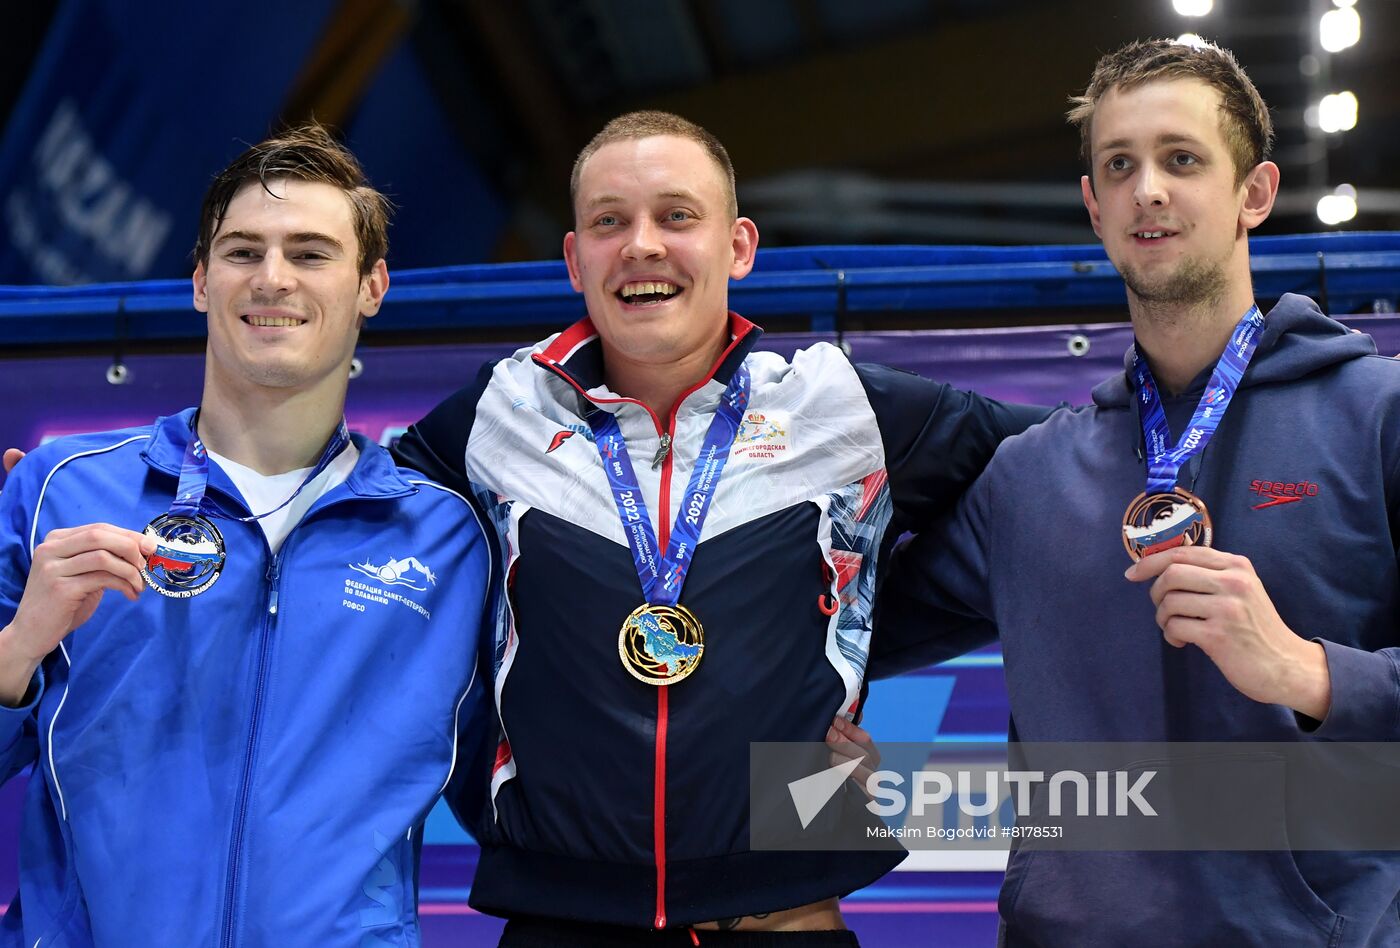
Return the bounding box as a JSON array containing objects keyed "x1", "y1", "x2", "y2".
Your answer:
[
  {"x1": 0, "y1": 524, "x2": 153, "y2": 705},
  {"x1": 827, "y1": 716, "x2": 882, "y2": 798},
  {"x1": 2, "y1": 450, "x2": 23, "y2": 475}
]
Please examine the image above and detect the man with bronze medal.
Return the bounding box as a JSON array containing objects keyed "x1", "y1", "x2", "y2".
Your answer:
[
  {"x1": 395, "y1": 112, "x2": 1052, "y2": 945},
  {"x1": 868, "y1": 39, "x2": 1400, "y2": 945},
  {"x1": 0, "y1": 126, "x2": 491, "y2": 944}
]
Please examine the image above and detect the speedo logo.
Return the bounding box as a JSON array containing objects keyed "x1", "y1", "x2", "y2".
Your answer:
[{"x1": 1250, "y1": 478, "x2": 1320, "y2": 510}]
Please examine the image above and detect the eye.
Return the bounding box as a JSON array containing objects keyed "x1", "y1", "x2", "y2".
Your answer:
[
  {"x1": 666, "y1": 209, "x2": 691, "y2": 223},
  {"x1": 1169, "y1": 152, "x2": 1199, "y2": 168},
  {"x1": 594, "y1": 214, "x2": 620, "y2": 228},
  {"x1": 1106, "y1": 155, "x2": 1132, "y2": 173},
  {"x1": 295, "y1": 250, "x2": 331, "y2": 262},
  {"x1": 225, "y1": 247, "x2": 259, "y2": 261}
]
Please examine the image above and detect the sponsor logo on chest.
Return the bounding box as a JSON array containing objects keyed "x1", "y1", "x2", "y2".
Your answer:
[
  {"x1": 733, "y1": 410, "x2": 791, "y2": 461},
  {"x1": 342, "y1": 554, "x2": 436, "y2": 620},
  {"x1": 1248, "y1": 478, "x2": 1321, "y2": 510}
]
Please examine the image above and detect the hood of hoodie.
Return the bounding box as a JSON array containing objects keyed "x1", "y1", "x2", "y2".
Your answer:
[{"x1": 1092, "y1": 293, "x2": 1377, "y2": 409}]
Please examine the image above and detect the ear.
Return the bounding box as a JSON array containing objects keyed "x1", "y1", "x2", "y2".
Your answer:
[
  {"x1": 728, "y1": 217, "x2": 760, "y2": 281},
  {"x1": 563, "y1": 231, "x2": 584, "y2": 293},
  {"x1": 1080, "y1": 174, "x2": 1103, "y2": 238},
  {"x1": 192, "y1": 261, "x2": 209, "y2": 313},
  {"x1": 1238, "y1": 160, "x2": 1280, "y2": 231},
  {"x1": 358, "y1": 259, "x2": 390, "y2": 320}
]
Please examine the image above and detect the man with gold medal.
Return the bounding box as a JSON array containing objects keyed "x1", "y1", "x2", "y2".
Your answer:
[
  {"x1": 395, "y1": 111, "x2": 1052, "y2": 944},
  {"x1": 869, "y1": 38, "x2": 1400, "y2": 946}
]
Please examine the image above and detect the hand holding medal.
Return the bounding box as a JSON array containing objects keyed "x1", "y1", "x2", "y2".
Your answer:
[
  {"x1": 3, "y1": 523, "x2": 153, "y2": 672},
  {"x1": 1124, "y1": 545, "x2": 1332, "y2": 720},
  {"x1": 1121, "y1": 306, "x2": 1333, "y2": 720},
  {"x1": 1121, "y1": 305, "x2": 1264, "y2": 561}
]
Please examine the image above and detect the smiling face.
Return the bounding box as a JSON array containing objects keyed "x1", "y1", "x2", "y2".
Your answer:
[
  {"x1": 193, "y1": 177, "x2": 387, "y2": 400},
  {"x1": 563, "y1": 135, "x2": 757, "y2": 373},
  {"x1": 1081, "y1": 78, "x2": 1275, "y2": 308}
]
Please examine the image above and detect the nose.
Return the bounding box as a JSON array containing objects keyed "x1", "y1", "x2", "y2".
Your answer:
[
  {"x1": 622, "y1": 217, "x2": 665, "y2": 261},
  {"x1": 1134, "y1": 164, "x2": 1168, "y2": 208},
  {"x1": 251, "y1": 249, "x2": 296, "y2": 297}
]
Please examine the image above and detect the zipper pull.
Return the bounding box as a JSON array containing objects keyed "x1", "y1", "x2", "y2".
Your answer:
[
  {"x1": 651, "y1": 433, "x2": 672, "y2": 470},
  {"x1": 266, "y1": 559, "x2": 281, "y2": 616}
]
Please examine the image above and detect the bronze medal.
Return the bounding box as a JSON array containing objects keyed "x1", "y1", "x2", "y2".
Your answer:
[{"x1": 1121, "y1": 488, "x2": 1213, "y2": 562}]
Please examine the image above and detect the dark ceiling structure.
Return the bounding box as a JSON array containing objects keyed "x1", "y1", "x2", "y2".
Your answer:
[
  {"x1": 415, "y1": 0, "x2": 1400, "y2": 257},
  {"x1": 5, "y1": 0, "x2": 1397, "y2": 264}
]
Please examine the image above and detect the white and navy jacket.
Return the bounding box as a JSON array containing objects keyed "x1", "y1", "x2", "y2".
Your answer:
[
  {"x1": 396, "y1": 314, "x2": 1047, "y2": 928},
  {"x1": 0, "y1": 409, "x2": 492, "y2": 947}
]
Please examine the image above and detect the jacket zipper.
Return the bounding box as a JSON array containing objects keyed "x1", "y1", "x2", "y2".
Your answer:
[
  {"x1": 208, "y1": 480, "x2": 414, "y2": 946},
  {"x1": 648, "y1": 381, "x2": 741, "y2": 929},
  {"x1": 533, "y1": 342, "x2": 749, "y2": 930},
  {"x1": 653, "y1": 411, "x2": 675, "y2": 929},
  {"x1": 652, "y1": 374, "x2": 715, "y2": 929},
  {"x1": 208, "y1": 488, "x2": 407, "y2": 946},
  {"x1": 218, "y1": 550, "x2": 282, "y2": 948}
]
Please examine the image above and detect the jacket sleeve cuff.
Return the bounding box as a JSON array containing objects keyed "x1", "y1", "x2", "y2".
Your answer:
[
  {"x1": 1297, "y1": 639, "x2": 1400, "y2": 740},
  {"x1": 0, "y1": 665, "x2": 43, "y2": 756}
]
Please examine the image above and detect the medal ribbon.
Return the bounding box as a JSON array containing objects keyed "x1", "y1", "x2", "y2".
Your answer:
[
  {"x1": 587, "y1": 366, "x2": 750, "y2": 606},
  {"x1": 1131, "y1": 304, "x2": 1264, "y2": 494},
  {"x1": 170, "y1": 414, "x2": 352, "y2": 523}
]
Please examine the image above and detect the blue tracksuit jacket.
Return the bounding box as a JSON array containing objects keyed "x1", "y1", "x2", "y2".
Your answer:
[{"x1": 0, "y1": 409, "x2": 491, "y2": 947}]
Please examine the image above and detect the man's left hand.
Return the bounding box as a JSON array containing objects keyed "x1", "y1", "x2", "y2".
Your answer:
[{"x1": 1126, "y1": 546, "x2": 1331, "y2": 721}]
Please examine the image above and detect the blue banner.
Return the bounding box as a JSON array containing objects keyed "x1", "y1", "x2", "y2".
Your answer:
[{"x1": 0, "y1": 0, "x2": 338, "y2": 284}]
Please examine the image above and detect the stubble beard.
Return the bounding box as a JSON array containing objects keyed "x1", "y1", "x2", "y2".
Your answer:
[{"x1": 1119, "y1": 255, "x2": 1228, "y2": 327}]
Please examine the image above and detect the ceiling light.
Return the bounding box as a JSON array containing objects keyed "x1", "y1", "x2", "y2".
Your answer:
[
  {"x1": 1319, "y1": 6, "x2": 1361, "y2": 52},
  {"x1": 1172, "y1": 0, "x2": 1213, "y2": 16},
  {"x1": 1317, "y1": 185, "x2": 1358, "y2": 225},
  {"x1": 1316, "y1": 91, "x2": 1358, "y2": 133}
]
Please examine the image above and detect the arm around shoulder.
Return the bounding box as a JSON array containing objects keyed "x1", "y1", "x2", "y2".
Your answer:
[
  {"x1": 854, "y1": 362, "x2": 1056, "y2": 529},
  {"x1": 391, "y1": 362, "x2": 497, "y2": 493},
  {"x1": 870, "y1": 466, "x2": 1000, "y2": 678}
]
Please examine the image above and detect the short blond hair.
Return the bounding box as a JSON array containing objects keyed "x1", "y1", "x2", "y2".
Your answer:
[{"x1": 570, "y1": 111, "x2": 738, "y2": 220}]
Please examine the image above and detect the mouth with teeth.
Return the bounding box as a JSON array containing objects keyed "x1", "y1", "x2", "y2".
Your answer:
[
  {"x1": 241, "y1": 314, "x2": 307, "y2": 328},
  {"x1": 617, "y1": 281, "x2": 682, "y2": 306},
  {"x1": 1133, "y1": 229, "x2": 1178, "y2": 243}
]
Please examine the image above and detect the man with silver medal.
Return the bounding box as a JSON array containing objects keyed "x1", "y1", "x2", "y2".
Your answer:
[
  {"x1": 866, "y1": 39, "x2": 1400, "y2": 946},
  {"x1": 0, "y1": 126, "x2": 491, "y2": 945}
]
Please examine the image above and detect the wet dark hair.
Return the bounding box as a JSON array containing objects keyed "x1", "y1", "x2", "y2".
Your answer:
[{"x1": 194, "y1": 121, "x2": 391, "y2": 275}]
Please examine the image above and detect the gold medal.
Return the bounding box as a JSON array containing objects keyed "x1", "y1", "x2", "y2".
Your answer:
[
  {"x1": 1121, "y1": 488, "x2": 1213, "y2": 562},
  {"x1": 618, "y1": 604, "x2": 704, "y2": 686}
]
